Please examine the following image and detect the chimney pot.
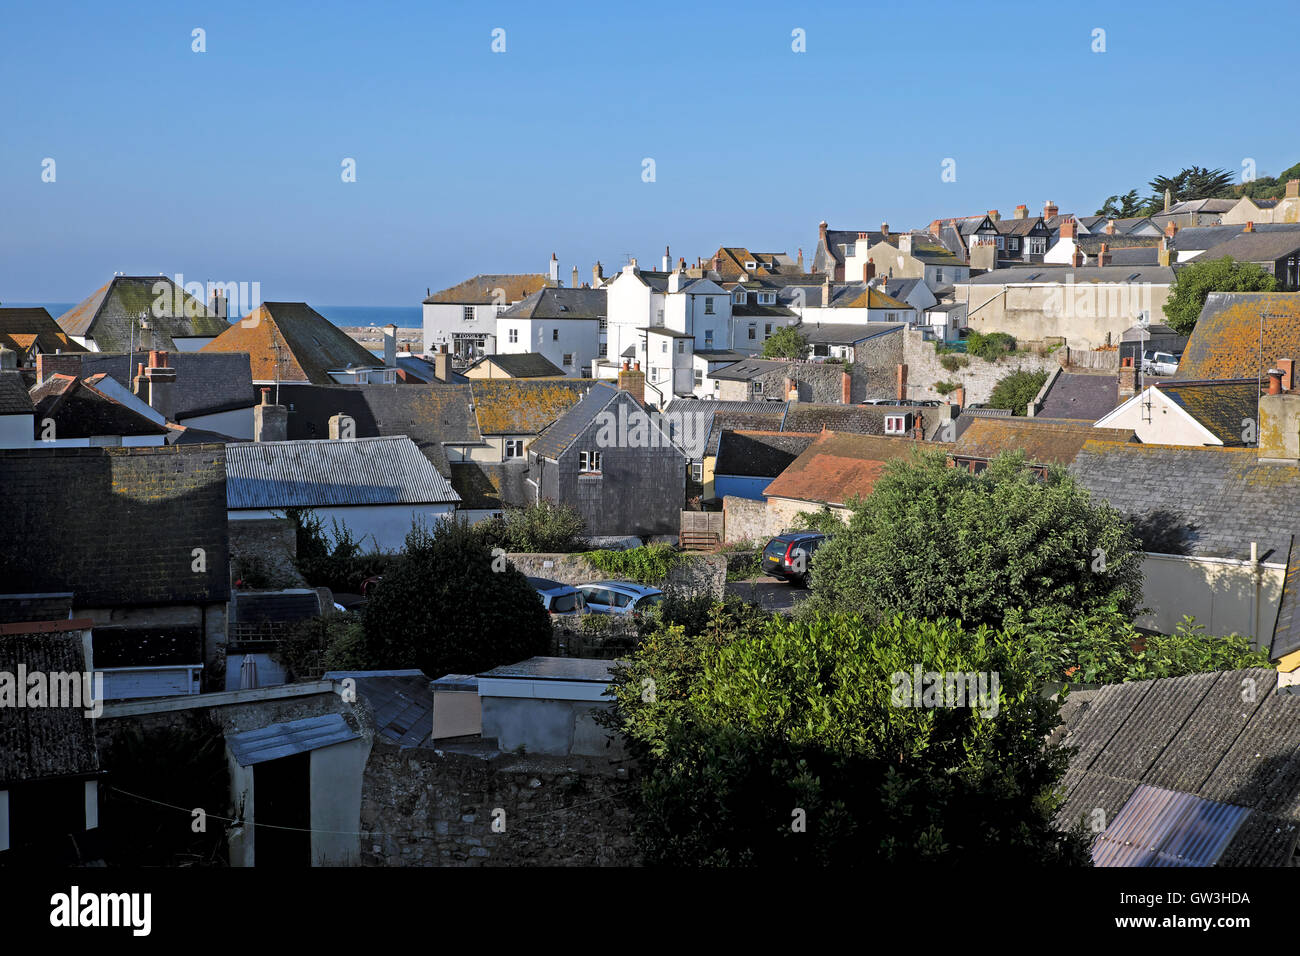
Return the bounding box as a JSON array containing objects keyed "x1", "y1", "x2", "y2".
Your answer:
[
  {"x1": 1279, "y1": 358, "x2": 1294, "y2": 392},
  {"x1": 1244, "y1": 221, "x2": 1255, "y2": 232},
  {"x1": 1269, "y1": 369, "x2": 1283, "y2": 395}
]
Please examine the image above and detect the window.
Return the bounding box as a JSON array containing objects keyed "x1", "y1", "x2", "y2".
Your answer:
[
  {"x1": 657, "y1": 309, "x2": 664, "y2": 322},
  {"x1": 996, "y1": 236, "x2": 1005, "y2": 250},
  {"x1": 704, "y1": 330, "x2": 713, "y2": 347},
  {"x1": 1008, "y1": 238, "x2": 1019, "y2": 251},
  {"x1": 508, "y1": 328, "x2": 518, "y2": 343},
  {"x1": 552, "y1": 329, "x2": 559, "y2": 341},
  {"x1": 753, "y1": 381, "x2": 764, "y2": 394},
  {"x1": 495, "y1": 304, "x2": 505, "y2": 315},
  {"x1": 934, "y1": 269, "x2": 944, "y2": 283},
  {"x1": 764, "y1": 323, "x2": 772, "y2": 336},
  {"x1": 704, "y1": 297, "x2": 715, "y2": 314},
  {"x1": 662, "y1": 340, "x2": 668, "y2": 353},
  {"x1": 748, "y1": 324, "x2": 756, "y2": 340},
  {"x1": 677, "y1": 340, "x2": 685, "y2": 354},
  {"x1": 563, "y1": 353, "x2": 574, "y2": 366},
  {"x1": 578, "y1": 450, "x2": 602, "y2": 473},
  {"x1": 758, "y1": 292, "x2": 775, "y2": 305},
  {"x1": 462, "y1": 306, "x2": 475, "y2": 322},
  {"x1": 1028, "y1": 237, "x2": 1046, "y2": 255},
  {"x1": 599, "y1": 317, "x2": 608, "y2": 329},
  {"x1": 598, "y1": 343, "x2": 608, "y2": 357},
  {"x1": 691, "y1": 462, "x2": 703, "y2": 482},
  {"x1": 694, "y1": 368, "x2": 703, "y2": 385},
  {"x1": 505, "y1": 439, "x2": 525, "y2": 459},
  {"x1": 733, "y1": 290, "x2": 747, "y2": 304},
  {"x1": 745, "y1": 261, "x2": 757, "y2": 271},
  {"x1": 884, "y1": 413, "x2": 912, "y2": 436}
]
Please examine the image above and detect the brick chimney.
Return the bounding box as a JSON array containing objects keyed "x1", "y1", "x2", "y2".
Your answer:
[
  {"x1": 1268, "y1": 368, "x2": 1283, "y2": 395},
  {"x1": 1105, "y1": 220, "x2": 1117, "y2": 235},
  {"x1": 818, "y1": 220, "x2": 828, "y2": 246},
  {"x1": 617, "y1": 359, "x2": 645, "y2": 403},
  {"x1": 880, "y1": 222, "x2": 890, "y2": 240},
  {"x1": 145, "y1": 350, "x2": 177, "y2": 421},
  {"x1": 1014, "y1": 204, "x2": 1028, "y2": 220},
  {"x1": 863, "y1": 260, "x2": 876, "y2": 282},
  {"x1": 592, "y1": 261, "x2": 604, "y2": 286},
  {"x1": 1288, "y1": 180, "x2": 1300, "y2": 200},
  {"x1": 571, "y1": 265, "x2": 579, "y2": 288},
  {"x1": 987, "y1": 209, "x2": 1000, "y2": 222},
  {"x1": 895, "y1": 363, "x2": 908, "y2": 401},
  {"x1": 36, "y1": 352, "x2": 82, "y2": 383},
  {"x1": 253, "y1": 387, "x2": 287, "y2": 442},
  {"x1": 953, "y1": 386, "x2": 965, "y2": 409},
  {"x1": 1071, "y1": 247, "x2": 1084, "y2": 268},
  {"x1": 1279, "y1": 358, "x2": 1294, "y2": 391},
  {"x1": 1244, "y1": 221, "x2": 1255, "y2": 233},
  {"x1": 797, "y1": 248, "x2": 804, "y2": 271},
  {"x1": 1059, "y1": 218, "x2": 1077, "y2": 240},
  {"x1": 822, "y1": 275, "x2": 833, "y2": 308},
  {"x1": 435, "y1": 343, "x2": 450, "y2": 382},
  {"x1": 1043, "y1": 200, "x2": 1059, "y2": 220},
  {"x1": 928, "y1": 219, "x2": 942, "y2": 238},
  {"x1": 1165, "y1": 220, "x2": 1179, "y2": 238},
  {"x1": 841, "y1": 369, "x2": 852, "y2": 405},
  {"x1": 1096, "y1": 243, "x2": 1111, "y2": 267},
  {"x1": 1118, "y1": 358, "x2": 1137, "y2": 399},
  {"x1": 132, "y1": 361, "x2": 147, "y2": 398}
]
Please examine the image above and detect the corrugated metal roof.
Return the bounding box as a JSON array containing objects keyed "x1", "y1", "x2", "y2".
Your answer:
[
  {"x1": 226, "y1": 712, "x2": 362, "y2": 766},
  {"x1": 1092, "y1": 784, "x2": 1250, "y2": 867},
  {"x1": 225, "y1": 435, "x2": 460, "y2": 509}
]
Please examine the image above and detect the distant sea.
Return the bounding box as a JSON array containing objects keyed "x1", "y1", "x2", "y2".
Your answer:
[{"x1": 11, "y1": 302, "x2": 422, "y2": 332}]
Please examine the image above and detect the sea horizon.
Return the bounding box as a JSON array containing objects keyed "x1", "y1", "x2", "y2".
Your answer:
[{"x1": 8, "y1": 302, "x2": 423, "y2": 331}]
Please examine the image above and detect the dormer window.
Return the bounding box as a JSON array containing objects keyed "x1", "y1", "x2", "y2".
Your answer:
[
  {"x1": 745, "y1": 261, "x2": 757, "y2": 271},
  {"x1": 757, "y1": 292, "x2": 776, "y2": 305},
  {"x1": 733, "y1": 290, "x2": 747, "y2": 305}
]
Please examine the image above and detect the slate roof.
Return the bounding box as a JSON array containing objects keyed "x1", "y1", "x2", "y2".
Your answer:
[
  {"x1": 1271, "y1": 537, "x2": 1300, "y2": 660},
  {"x1": 715, "y1": 430, "x2": 819, "y2": 478},
  {"x1": 57, "y1": 276, "x2": 228, "y2": 351},
  {"x1": 967, "y1": 265, "x2": 1175, "y2": 285},
  {"x1": 423, "y1": 274, "x2": 551, "y2": 305},
  {"x1": 74, "y1": 350, "x2": 257, "y2": 418},
  {"x1": 1068, "y1": 441, "x2": 1300, "y2": 560},
  {"x1": 802, "y1": 323, "x2": 907, "y2": 345},
  {"x1": 498, "y1": 287, "x2": 606, "y2": 320},
  {"x1": 0, "y1": 444, "x2": 229, "y2": 607},
  {"x1": 469, "y1": 379, "x2": 592, "y2": 434},
  {"x1": 0, "y1": 307, "x2": 88, "y2": 358},
  {"x1": 1173, "y1": 292, "x2": 1300, "y2": 381},
  {"x1": 1198, "y1": 232, "x2": 1300, "y2": 264},
  {"x1": 952, "y1": 418, "x2": 1135, "y2": 465},
  {"x1": 762, "y1": 431, "x2": 922, "y2": 506},
  {"x1": 783, "y1": 402, "x2": 926, "y2": 436},
  {"x1": 0, "y1": 370, "x2": 34, "y2": 415},
  {"x1": 694, "y1": 401, "x2": 789, "y2": 456},
  {"x1": 232, "y1": 589, "x2": 325, "y2": 624},
  {"x1": 225, "y1": 436, "x2": 460, "y2": 509},
  {"x1": 201, "y1": 302, "x2": 381, "y2": 384},
  {"x1": 708, "y1": 358, "x2": 790, "y2": 381},
  {"x1": 449, "y1": 461, "x2": 517, "y2": 510},
  {"x1": 29, "y1": 374, "x2": 171, "y2": 439},
  {"x1": 1171, "y1": 222, "x2": 1300, "y2": 252},
  {"x1": 1035, "y1": 371, "x2": 1122, "y2": 421},
  {"x1": 838, "y1": 289, "x2": 914, "y2": 310},
  {"x1": 1077, "y1": 235, "x2": 1163, "y2": 254},
  {"x1": 528, "y1": 383, "x2": 621, "y2": 460},
  {"x1": 1155, "y1": 379, "x2": 1261, "y2": 445},
  {"x1": 0, "y1": 619, "x2": 100, "y2": 787},
  {"x1": 659, "y1": 402, "x2": 716, "y2": 459},
  {"x1": 323, "y1": 670, "x2": 437, "y2": 749},
  {"x1": 466, "y1": 353, "x2": 565, "y2": 378},
  {"x1": 1054, "y1": 669, "x2": 1300, "y2": 866}
]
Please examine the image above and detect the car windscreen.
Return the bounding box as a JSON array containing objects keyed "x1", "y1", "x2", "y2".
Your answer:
[{"x1": 550, "y1": 591, "x2": 581, "y2": 613}]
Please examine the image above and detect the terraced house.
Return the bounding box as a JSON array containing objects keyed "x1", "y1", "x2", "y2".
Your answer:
[{"x1": 422, "y1": 265, "x2": 556, "y2": 361}]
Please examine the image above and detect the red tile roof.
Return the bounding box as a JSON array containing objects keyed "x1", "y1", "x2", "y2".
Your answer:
[{"x1": 762, "y1": 431, "x2": 923, "y2": 505}]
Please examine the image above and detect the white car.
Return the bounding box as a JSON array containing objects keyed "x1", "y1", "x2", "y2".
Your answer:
[{"x1": 1142, "y1": 351, "x2": 1179, "y2": 376}]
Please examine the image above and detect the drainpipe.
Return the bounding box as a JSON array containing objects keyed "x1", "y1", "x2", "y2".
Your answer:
[{"x1": 1252, "y1": 541, "x2": 1261, "y2": 649}]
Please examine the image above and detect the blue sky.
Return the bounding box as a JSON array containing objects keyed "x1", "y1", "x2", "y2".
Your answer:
[{"x1": 2, "y1": 0, "x2": 1295, "y2": 306}]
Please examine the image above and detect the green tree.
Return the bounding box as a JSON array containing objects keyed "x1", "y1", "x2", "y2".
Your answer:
[
  {"x1": 988, "y1": 369, "x2": 1048, "y2": 416},
  {"x1": 1150, "y1": 166, "x2": 1235, "y2": 202},
  {"x1": 359, "y1": 518, "x2": 551, "y2": 677},
  {"x1": 761, "y1": 326, "x2": 810, "y2": 360},
  {"x1": 1162, "y1": 256, "x2": 1277, "y2": 335},
  {"x1": 1095, "y1": 189, "x2": 1145, "y2": 218},
  {"x1": 475, "y1": 501, "x2": 587, "y2": 553},
  {"x1": 605, "y1": 609, "x2": 1090, "y2": 866},
  {"x1": 810, "y1": 450, "x2": 1144, "y2": 630}
]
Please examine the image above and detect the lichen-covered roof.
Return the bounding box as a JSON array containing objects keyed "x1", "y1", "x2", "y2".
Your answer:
[
  {"x1": 56, "y1": 276, "x2": 229, "y2": 351},
  {"x1": 1157, "y1": 379, "x2": 1261, "y2": 445},
  {"x1": 1174, "y1": 292, "x2": 1300, "y2": 382},
  {"x1": 762, "y1": 431, "x2": 922, "y2": 506},
  {"x1": 467, "y1": 353, "x2": 566, "y2": 378},
  {"x1": 423, "y1": 274, "x2": 551, "y2": 305},
  {"x1": 469, "y1": 379, "x2": 592, "y2": 435},
  {"x1": 200, "y1": 302, "x2": 380, "y2": 384},
  {"x1": 953, "y1": 418, "x2": 1135, "y2": 465},
  {"x1": 0, "y1": 307, "x2": 88, "y2": 357},
  {"x1": 29, "y1": 374, "x2": 171, "y2": 439}
]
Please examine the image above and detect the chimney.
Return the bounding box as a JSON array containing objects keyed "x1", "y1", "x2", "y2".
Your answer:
[
  {"x1": 1071, "y1": 247, "x2": 1084, "y2": 268},
  {"x1": 0, "y1": 347, "x2": 15, "y2": 371},
  {"x1": 132, "y1": 361, "x2": 148, "y2": 397},
  {"x1": 1164, "y1": 187, "x2": 1172, "y2": 213},
  {"x1": 617, "y1": 360, "x2": 645, "y2": 403},
  {"x1": 952, "y1": 386, "x2": 965, "y2": 409},
  {"x1": 929, "y1": 219, "x2": 942, "y2": 238},
  {"x1": 1105, "y1": 220, "x2": 1116, "y2": 235},
  {"x1": 898, "y1": 234, "x2": 913, "y2": 256},
  {"x1": 435, "y1": 343, "x2": 450, "y2": 382},
  {"x1": 1118, "y1": 359, "x2": 1137, "y2": 399},
  {"x1": 1279, "y1": 358, "x2": 1294, "y2": 392},
  {"x1": 841, "y1": 369, "x2": 852, "y2": 405},
  {"x1": 571, "y1": 265, "x2": 579, "y2": 288},
  {"x1": 1158, "y1": 237, "x2": 1173, "y2": 267},
  {"x1": 987, "y1": 209, "x2": 1000, "y2": 222},
  {"x1": 145, "y1": 350, "x2": 176, "y2": 421},
  {"x1": 1096, "y1": 243, "x2": 1111, "y2": 267},
  {"x1": 880, "y1": 222, "x2": 889, "y2": 239},
  {"x1": 383, "y1": 324, "x2": 397, "y2": 368},
  {"x1": 1288, "y1": 180, "x2": 1300, "y2": 200},
  {"x1": 593, "y1": 261, "x2": 604, "y2": 286},
  {"x1": 253, "y1": 387, "x2": 287, "y2": 442},
  {"x1": 862, "y1": 261, "x2": 875, "y2": 282},
  {"x1": 822, "y1": 275, "x2": 833, "y2": 308},
  {"x1": 1014, "y1": 205, "x2": 1028, "y2": 220},
  {"x1": 328, "y1": 413, "x2": 354, "y2": 440},
  {"x1": 208, "y1": 289, "x2": 228, "y2": 321},
  {"x1": 1259, "y1": 380, "x2": 1300, "y2": 460},
  {"x1": 1244, "y1": 221, "x2": 1255, "y2": 233},
  {"x1": 1165, "y1": 220, "x2": 1179, "y2": 238},
  {"x1": 548, "y1": 253, "x2": 559, "y2": 284},
  {"x1": 661, "y1": 246, "x2": 671, "y2": 272},
  {"x1": 896, "y1": 363, "x2": 908, "y2": 401},
  {"x1": 797, "y1": 248, "x2": 804, "y2": 271},
  {"x1": 1059, "y1": 218, "x2": 1077, "y2": 240},
  {"x1": 36, "y1": 353, "x2": 82, "y2": 383},
  {"x1": 785, "y1": 378, "x2": 798, "y2": 402},
  {"x1": 709, "y1": 255, "x2": 719, "y2": 275},
  {"x1": 1043, "y1": 200, "x2": 1059, "y2": 220}
]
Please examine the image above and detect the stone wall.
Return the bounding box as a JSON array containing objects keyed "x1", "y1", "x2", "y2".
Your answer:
[
  {"x1": 359, "y1": 742, "x2": 640, "y2": 866},
  {"x1": 901, "y1": 328, "x2": 1062, "y2": 404},
  {"x1": 228, "y1": 517, "x2": 306, "y2": 589},
  {"x1": 722, "y1": 496, "x2": 769, "y2": 545},
  {"x1": 507, "y1": 551, "x2": 727, "y2": 599}
]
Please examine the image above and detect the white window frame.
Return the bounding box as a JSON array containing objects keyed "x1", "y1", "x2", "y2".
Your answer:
[
  {"x1": 704, "y1": 297, "x2": 715, "y2": 314},
  {"x1": 884, "y1": 414, "x2": 910, "y2": 435},
  {"x1": 733, "y1": 290, "x2": 747, "y2": 304},
  {"x1": 578, "y1": 450, "x2": 602, "y2": 473},
  {"x1": 507, "y1": 328, "x2": 518, "y2": 344},
  {"x1": 758, "y1": 292, "x2": 775, "y2": 305},
  {"x1": 462, "y1": 306, "x2": 475, "y2": 322},
  {"x1": 691, "y1": 462, "x2": 703, "y2": 482},
  {"x1": 505, "y1": 439, "x2": 525, "y2": 459}
]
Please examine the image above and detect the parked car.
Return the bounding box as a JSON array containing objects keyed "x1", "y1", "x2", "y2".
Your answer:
[
  {"x1": 762, "y1": 531, "x2": 826, "y2": 587},
  {"x1": 576, "y1": 581, "x2": 664, "y2": 618},
  {"x1": 1142, "y1": 350, "x2": 1179, "y2": 376},
  {"x1": 527, "y1": 577, "x2": 586, "y2": 618}
]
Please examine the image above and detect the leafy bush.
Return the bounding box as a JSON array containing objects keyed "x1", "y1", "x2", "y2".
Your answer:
[
  {"x1": 584, "y1": 544, "x2": 680, "y2": 583},
  {"x1": 939, "y1": 354, "x2": 969, "y2": 372},
  {"x1": 282, "y1": 507, "x2": 393, "y2": 593},
  {"x1": 474, "y1": 501, "x2": 587, "y2": 553},
  {"x1": 358, "y1": 518, "x2": 552, "y2": 677},
  {"x1": 933, "y1": 380, "x2": 959, "y2": 396},
  {"x1": 760, "y1": 326, "x2": 810, "y2": 360},
  {"x1": 1163, "y1": 256, "x2": 1277, "y2": 335},
  {"x1": 791, "y1": 505, "x2": 846, "y2": 538},
  {"x1": 967, "y1": 331, "x2": 1016, "y2": 361},
  {"x1": 988, "y1": 369, "x2": 1048, "y2": 416},
  {"x1": 272, "y1": 611, "x2": 367, "y2": 681}
]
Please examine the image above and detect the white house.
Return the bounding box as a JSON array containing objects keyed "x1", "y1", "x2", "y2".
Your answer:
[
  {"x1": 422, "y1": 262, "x2": 557, "y2": 361},
  {"x1": 1094, "y1": 380, "x2": 1259, "y2": 446},
  {"x1": 495, "y1": 287, "x2": 605, "y2": 377},
  {"x1": 225, "y1": 435, "x2": 462, "y2": 553}
]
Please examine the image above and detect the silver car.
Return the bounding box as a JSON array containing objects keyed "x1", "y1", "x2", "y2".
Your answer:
[{"x1": 576, "y1": 581, "x2": 664, "y2": 618}]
